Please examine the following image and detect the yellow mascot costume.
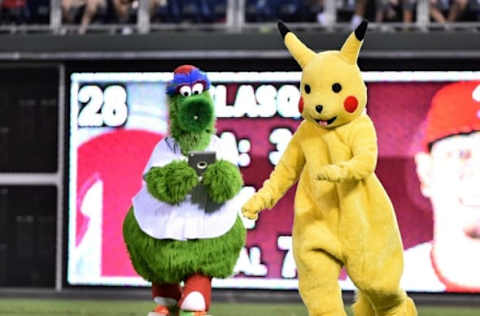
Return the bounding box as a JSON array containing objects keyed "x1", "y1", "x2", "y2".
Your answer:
[{"x1": 242, "y1": 21, "x2": 417, "y2": 316}]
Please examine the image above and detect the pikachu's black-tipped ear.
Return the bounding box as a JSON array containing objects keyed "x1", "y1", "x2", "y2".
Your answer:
[
  {"x1": 280, "y1": 20, "x2": 315, "y2": 68},
  {"x1": 340, "y1": 20, "x2": 367, "y2": 64},
  {"x1": 354, "y1": 20, "x2": 368, "y2": 41},
  {"x1": 277, "y1": 21, "x2": 290, "y2": 39}
]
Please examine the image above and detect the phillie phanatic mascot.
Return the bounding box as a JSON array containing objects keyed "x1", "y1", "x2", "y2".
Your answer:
[
  {"x1": 123, "y1": 65, "x2": 246, "y2": 316},
  {"x1": 242, "y1": 21, "x2": 418, "y2": 316}
]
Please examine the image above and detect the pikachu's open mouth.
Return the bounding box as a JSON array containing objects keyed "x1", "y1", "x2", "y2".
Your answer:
[{"x1": 315, "y1": 117, "x2": 337, "y2": 127}]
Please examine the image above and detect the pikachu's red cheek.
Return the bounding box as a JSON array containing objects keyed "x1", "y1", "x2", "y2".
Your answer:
[
  {"x1": 298, "y1": 96, "x2": 304, "y2": 113},
  {"x1": 344, "y1": 96, "x2": 358, "y2": 113}
]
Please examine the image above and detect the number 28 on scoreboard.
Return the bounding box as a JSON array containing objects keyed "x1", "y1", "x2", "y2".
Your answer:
[{"x1": 77, "y1": 84, "x2": 129, "y2": 128}]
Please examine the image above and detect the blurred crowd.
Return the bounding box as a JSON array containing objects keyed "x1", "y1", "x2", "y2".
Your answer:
[
  {"x1": 0, "y1": 0, "x2": 479, "y2": 32},
  {"x1": 0, "y1": 0, "x2": 50, "y2": 25},
  {"x1": 250, "y1": 0, "x2": 480, "y2": 27},
  {"x1": 62, "y1": 0, "x2": 138, "y2": 34}
]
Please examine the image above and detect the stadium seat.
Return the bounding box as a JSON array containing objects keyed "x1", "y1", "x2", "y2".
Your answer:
[
  {"x1": 153, "y1": 0, "x2": 181, "y2": 23},
  {"x1": 469, "y1": 0, "x2": 480, "y2": 20},
  {"x1": 209, "y1": 0, "x2": 227, "y2": 22},
  {"x1": 181, "y1": 0, "x2": 213, "y2": 23},
  {"x1": 245, "y1": 0, "x2": 306, "y2": 22},
  {"x1": 245, "y1": 0, "x2": 275, "y2": 22},
  {"x1": 27, "y1": 0, "x2": 50, "y2": 24},
  {"x1": 153, "y1": 1, "x2": 169, "y2": 23},
  {"x1": 0, "y1": 0, "x2": 30, "y2": 25},
  {"x1": 274, "y1": 0, "x2": 305, "y2": 22}
]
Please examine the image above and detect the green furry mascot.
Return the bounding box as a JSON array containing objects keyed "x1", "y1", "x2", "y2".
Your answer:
[{"x1": 123, "y1": 65, "x2": 246, "y2": 316}]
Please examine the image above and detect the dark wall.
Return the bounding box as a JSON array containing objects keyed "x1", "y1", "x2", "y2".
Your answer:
[
  {"x1": 0, "y1": 186, "x2": 57, "y2": 287},
  {"x1": 0, "y1": 65, "x2": 59, "y2": 288},
  {"x1": 0, "y1": 66, "x2": 59, "y2": 173}
]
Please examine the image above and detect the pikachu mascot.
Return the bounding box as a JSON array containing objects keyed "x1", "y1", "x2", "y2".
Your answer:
[{"x1": 242, "y1": 21, "x2": 417, "y2": 316}]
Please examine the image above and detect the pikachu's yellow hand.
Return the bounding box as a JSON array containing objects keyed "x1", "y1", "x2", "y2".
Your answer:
[
  {"x1": 316, "y1": 164, "x2": 348, "y2": 182},
  {"x1": 241, "y1": 194, "x2": 265, "y2": 220}
]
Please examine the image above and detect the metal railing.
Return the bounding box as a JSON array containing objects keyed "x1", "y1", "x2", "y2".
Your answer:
[{"x1": 0, "y1": 0, "x2": 479, "y2": 34}]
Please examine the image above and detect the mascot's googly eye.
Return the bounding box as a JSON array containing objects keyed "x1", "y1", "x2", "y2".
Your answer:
[
  {"x1": 179, "y1": 85, "x2": 192, "y2": 97},
  {"x1": 192, "y1": 82, "x2": 204, "y2": 95},
  {"x1": 304, "y1": 84, "x2": 311, "y2": 94},
  {"x1": 332, "y1": 83, "x2": 342, "y2": 93}
]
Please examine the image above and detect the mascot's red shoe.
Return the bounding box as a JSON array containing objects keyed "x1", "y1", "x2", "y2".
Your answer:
[
  {"x1": 148, "y1": 305, "x2": 170, "y2": 316},
  {"x1": 149, "y1": 283, "x2": 182, "y2": 316},
  {"x1": 178, "y1": 274, "x2": 211, "y2": 315}
]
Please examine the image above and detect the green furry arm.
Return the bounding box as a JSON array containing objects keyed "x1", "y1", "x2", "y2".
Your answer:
[
  {"x1": 202, "y1": 160, "x2": 243, "y2": 204},
  {"x1": 144, "y1": 160, "x2": 199, "y2": 205}
]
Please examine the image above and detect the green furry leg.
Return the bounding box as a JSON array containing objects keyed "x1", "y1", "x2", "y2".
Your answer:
[
  {"x1": 123, "y1": 208, "x2": 246, "y2": 284},
  {"x1": 124, "y1": 237, "x2": 156, "y2": 281}
]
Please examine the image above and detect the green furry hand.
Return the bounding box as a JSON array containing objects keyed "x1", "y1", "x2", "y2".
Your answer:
[
  {"x1": 202, "y1": 160, "x2": 243, "y2": 204},
  {"x1": 144, "y1": 160, "x2": 199, "y2": 205}
]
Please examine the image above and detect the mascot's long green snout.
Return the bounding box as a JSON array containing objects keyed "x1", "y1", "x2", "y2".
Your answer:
[
  {"x1": 175, "y1": 95, "x2": 214, "y2": 133},
  {"x1": 123, "y1": 65, "x2": 246, "y2": 316}
]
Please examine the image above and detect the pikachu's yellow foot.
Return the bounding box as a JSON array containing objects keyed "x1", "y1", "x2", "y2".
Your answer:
[{"x1": 352, "y1": 295, "x2": 375, "y2": 316}]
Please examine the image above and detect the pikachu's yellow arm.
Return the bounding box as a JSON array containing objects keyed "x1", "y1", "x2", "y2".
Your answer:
[
  {"x1": 242, "y1": 129, "x2": 305, "y2": 219},
  {"x1": 317, "y1": 116, "x2": 378, "y2": 182}
]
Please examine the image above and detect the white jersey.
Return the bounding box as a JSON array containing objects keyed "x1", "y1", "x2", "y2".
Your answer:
[{"x1": 132, "y1": 135, "x2": 249, "y2": 241}]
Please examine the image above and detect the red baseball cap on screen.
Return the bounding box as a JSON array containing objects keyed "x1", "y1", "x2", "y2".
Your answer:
[{"x1": 424, "y1": 81, "x2": 480, "y2": 150}]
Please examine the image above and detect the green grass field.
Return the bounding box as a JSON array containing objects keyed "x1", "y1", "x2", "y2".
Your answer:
[{"x1": 0, "y1": 299, "x2": 479, "y2": 315}]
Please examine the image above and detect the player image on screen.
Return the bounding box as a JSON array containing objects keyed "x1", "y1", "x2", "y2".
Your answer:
[{"x1": 406, "y1": 81, "x2": 480, "y2": 292}]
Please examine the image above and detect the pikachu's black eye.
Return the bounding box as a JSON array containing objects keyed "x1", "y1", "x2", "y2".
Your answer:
[
  {"x1": 304, "y1": 84, "x2": 311, "y2": 94},
  {"x1": 332, "y1": 83, "x2": 342, "y2": 93}
]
